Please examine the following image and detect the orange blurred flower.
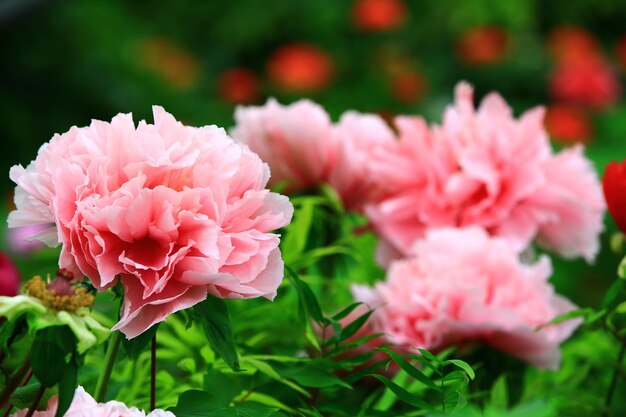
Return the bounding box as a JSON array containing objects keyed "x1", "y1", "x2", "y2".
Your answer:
[
  {"x1": 545, "y1": 105, "x2": 593, "y2": 144},
  {"x1": 353, "y1": 0, "x2": 407, "y2": 31},
  {"x1": 217, "y1": 68, "x2": 260, "y2": 104},
  {"x1": 267, "y1": 43, "x2": 334, "y2": 93},
  {"x1": 456, "y1": 26, "x2": 508, "y2": 65},
  {"x1": 390, "y1": 69, "x2": 426, "y2": 104},
  {"x1": 139, "y1": 37, "x2": 199, "y2": 89},
  {"x1": 549, "y1": 59, "x2": 621, "y2": 109},
  {"x1": 548, "y1": 25, "x2": 602, "y2": 65}
]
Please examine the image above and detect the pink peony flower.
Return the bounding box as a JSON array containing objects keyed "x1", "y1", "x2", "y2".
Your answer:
[
  {"x1": 366, "y1": 82, "x2": 604, "y2": 264},
  {"x1": 352, "y1": 227, "x2": 580, "y2": 369},
  {"x1": 8, "y1": 106, "x2": 293, "y2": 338},
  {"x1": 232, "y1": 98, "x2": 336, "y2": 192},
  {"x1": 11, "y1": 386, "x2": 175, "y2": 417},
  {"x1": 0, "y1": 252, "x2": 20, "y2": 296},
  {"x1": 328, "y1": 111, "x2": 396, "y2": 211}
]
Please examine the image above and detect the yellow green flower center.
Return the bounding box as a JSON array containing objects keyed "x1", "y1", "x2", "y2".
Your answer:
[{"x1": 23, "y1": 276, "x2": 94, "y2": 312}]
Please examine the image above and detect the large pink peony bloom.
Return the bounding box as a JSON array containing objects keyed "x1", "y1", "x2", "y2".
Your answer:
[
  {"x1": 366, "y1": 82, "x2": 604, "y2": 264},
  {"x1": 11, "y1": 386, "x2": 175, "y2": 417},
  {"x1": 231, "y1": 98, "x2": 336, "y2": 192},
  {"x1": 352, "y1": 227, "x2": 580, "y2": 369},
  {"x1": 8, "y1": 107, "x2": 293, "y2": 338}
]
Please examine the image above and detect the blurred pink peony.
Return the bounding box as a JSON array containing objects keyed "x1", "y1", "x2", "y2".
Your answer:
[
  {"x1": 352, "y1": 227, "x2": 580, "y2": 369},
  {"x1": 0, "y1": 252, "x2": 20, "y2": 296},
  {"x1": 11, "y1": 386, "x2": 174, "y2": 416},
  {"x1": 232, "y1": 98, "x2": 336, "y2": 192},
  {"x1": 8, "y1": 106, "x2": 293, "y2": 338},
  {"x1": 233, "y1": 99, "x2": 397, "y2": 212},
  {"x1": 366, "y1": 82, "x2": 604, "y2": 264},
  {"x1": 6, "y1": 224, "x2": 48, "y2": 253},
  {"x1": 328, "y1": 112, "x2": 396, "y2": 211}
]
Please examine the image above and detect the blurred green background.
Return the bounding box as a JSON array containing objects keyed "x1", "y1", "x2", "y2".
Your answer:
[{"x1": 2, "y1": 0, "x2": 626, "y2": 306}]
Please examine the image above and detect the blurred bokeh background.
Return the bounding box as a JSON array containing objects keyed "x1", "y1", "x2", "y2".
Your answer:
[{"x1": 2, "y1": 0, "x2": 626, "y2": 305}]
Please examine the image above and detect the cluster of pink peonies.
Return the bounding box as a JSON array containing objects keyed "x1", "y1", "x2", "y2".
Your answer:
[
  {"x1": 232, "y1": 82, "x2": 603, "y2": 368},
  {"x1": 233, "y1": 83, "x2": 604, "y2": 265},
  {"x1": 8, "y1": 107, "x2": 293, "y2": 338},
  {"x1": 352, "y1": 227, "x2": 581, "y2": 369},
  {"x1": 11, "y1": 386, "x2": 174, "y2": 417}
]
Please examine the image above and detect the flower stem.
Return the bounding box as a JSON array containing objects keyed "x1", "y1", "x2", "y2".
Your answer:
[
  {"x1": 150, "y1": 333, "x2": 157, "y2": 411},
  {"x1": 94, "y1": 330, "x2": 122, "y2": 402},
  {"x1": 0, "y1": 351, "x2": 31, "y2": 410},
  {"x1": 24, "y1": 385, "x2": 45, "y2": 417},
  {"x1": 605, "y1": 341, "x2": 626, "y2": 416}
]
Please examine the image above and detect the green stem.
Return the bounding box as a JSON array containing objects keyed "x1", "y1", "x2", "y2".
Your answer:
[
  {"x1": 0, "y1": 351, "x2": 31, "y2": 410},
  {"x1": 94, "y1": 331, "x2": 122, "y2": 402},
  {"x1": 24, "y1": 385, "x2": 45, "y2": 417},
  {"x1": 605, "y1": 342, "x2": 626, "y2": 416}
]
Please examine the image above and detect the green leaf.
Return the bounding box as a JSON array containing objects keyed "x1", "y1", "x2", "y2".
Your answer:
[
  {"x1": 618, "y1": 252, "x2": 626, "y2": 279},
  {"x1": 55, "y1": 356, "x2": 79, "y2": 417},
  {"x1": 193, "y1": 297, "x2": 241, "y2": 371},
  {"x1": 443, "y1": 359, "x2": 475, "y2": 380},
  {"x1": 489, "y1": 375, "x2": 508, "y2": 410},
  {"x1": 241, "y1": 357, "x2": 311, "y2": 397},
  {"x1": 282, "y1": 198, "x2": 315, "y2": 264},
  {"x1": 31, "y1": 326, "x2": 77, "y2": 387},
  {"x1": 378, "y1": 347, "x2": 439, "y2": 390},
  {"x1": 169, "y1": 390, "x2": 235, "y2": 417},
  {"x1": 370, "y1": 374, "x2": 434, "y2": 411},
  {"x1": 333, "y1": 309, "x2": 374, "y2": 343},
  {"x1": 281, "y1": 362, "x2": 351, "y2": 389},
  {"x1": 122, "y1": 323, "x2": 159, "y2": 360},
  {"x1": 285, "y1": 266, "x2": 326, "y2": 325},
  {"x1": 331, "y1": 302, "x2": 364, "y2": 321},
  {"x1": 536, "y1": 308, "x2": 594, "y2": 330}
]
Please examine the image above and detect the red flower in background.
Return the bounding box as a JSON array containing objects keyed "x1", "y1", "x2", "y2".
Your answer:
[
  {"x1": 456, "y1": 26, "x2": 508, "y2": 65},
  {"x1": 545, "y1": 105, "x2": 593, "y2": 144},
  {"x1": 549, "y1": 59, "x2": 621, "y2": 109},
  {"x1": 353, "y1": 0, "x2": 407, "y2": 31},
  {"x1": 267, "y1": 43, "x2": 333, "y2": 93},
  {"x1": 0, "y1": 252, "x2": 20, "y2": 296},
  {"x1": 217, "y1": 68, "x2": 260, "y2": 104},
  {"x1": 390, "y1": 69, "x2": 426, "y2": 104},
  {"x1": 603, "y1": 160, "x2": 626, "y2": 233},
  {"x1": 548, "y1": 25, "x2": 602, "y2": 65}
]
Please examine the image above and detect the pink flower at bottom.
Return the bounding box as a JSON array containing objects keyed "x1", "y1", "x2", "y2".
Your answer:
[
  {"x1": 8, "y1": 107, "x2": 293, "y2": 338},
  {"x1": 353, "y1": 227, "x2": 580, "y2": 369},
  {"x1": 11, "y1": 386, "x2": 174, "y2": 417}
]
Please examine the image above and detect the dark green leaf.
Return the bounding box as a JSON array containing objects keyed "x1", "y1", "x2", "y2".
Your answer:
[
  {"x1": 31, "y1": 326, "x2": 77, "y2": 387},
  {"x1": 331, "y1": 303, "x2": 364, "y2": 321},
  {"x1": 55, "y1": 355, "x2": 79, "y2": 417},
  {"x1": 122, "y1": 323, "x2": 159, "y2": 360},
  {"x1": 193, "y1": 297, "x2": 240, "y2": 371},
  {"x1": 333, "y1": 309, "x2": 374, "y2": 343},
  {"x1": 285, "y1": 266, "x2": 326, "y2": 325}
]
